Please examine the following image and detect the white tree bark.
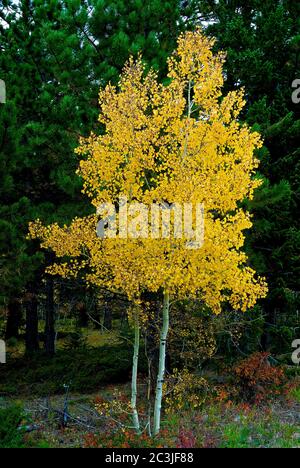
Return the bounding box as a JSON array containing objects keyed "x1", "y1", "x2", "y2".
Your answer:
[
  {"x1": 153, "y1": 291, "x2": 170, "y2": 436},
  {"x1": 131, "y1": 312, "x2": 141, "y2": 433}
]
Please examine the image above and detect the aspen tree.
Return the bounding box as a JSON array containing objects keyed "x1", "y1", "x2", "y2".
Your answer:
[{"x1": 29, "y1": 30, "x2": 268, "y2": 435}]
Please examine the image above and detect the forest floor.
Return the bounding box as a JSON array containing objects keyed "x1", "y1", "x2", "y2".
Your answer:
[
  {"x1": 1, "y1": 325, "x2": 299, "y2": 447},
  {"x1": 1, "y1": 384, "x2": 299, "y2": 448}
]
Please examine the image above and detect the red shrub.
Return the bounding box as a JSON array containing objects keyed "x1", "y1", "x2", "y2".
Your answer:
[
  {"x1": 176, "y1": 428, "x2": 196, "y2": 448},
  {"x1": 233, "y1": 352, "x2": 285, "y2": 404}
]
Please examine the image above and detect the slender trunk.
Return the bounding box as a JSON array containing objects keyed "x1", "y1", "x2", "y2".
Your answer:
[
  {"x1": 153, "y1": 291, "x2": 170, "y2": 436},
  {"x1": 142, "y1": 291, "x2": 160, "y2": 391},
  {"x1": 45, "y1": 276, "x2": 55, "y2": 356},
  {"x1": 131, "y1": 311, "x2": 140, "y2": 434},
  {"x1": 25, "y1": 292, "x2": 39, "y2": 354},
  {"x1": 261, "y1": 301, "x2": 275, "y2": 351},
  {"x1": 76, "y1": 302, "x2": 89, "y2": 328},
  {"x1": 145, "y1": 336, "x2": 153, "y2": 437},
  {"x1": 103, "y1": 303, "x2": 112, "y2": 330},
  {"x1": 92, "y1": 295, "x2": 101, "y2": 330},
  {"x1": 5, "y1": 298, "x2": 22, "y2": 340}
]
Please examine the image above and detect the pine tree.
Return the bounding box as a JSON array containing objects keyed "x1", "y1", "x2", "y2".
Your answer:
[{"x1": 0, "y1": 0, "x2": 184, "y2": 350}]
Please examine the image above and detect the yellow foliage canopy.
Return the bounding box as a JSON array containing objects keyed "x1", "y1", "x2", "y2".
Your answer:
[{"x1": 29, "y1": 30, "x2": 267, "y2": 314}]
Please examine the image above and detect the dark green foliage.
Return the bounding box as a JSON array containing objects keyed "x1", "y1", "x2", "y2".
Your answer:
[
  {"x1": 0, "y1": 0, "x2": 184, "y2": 307},
  {"x1": 215, "y1": 307, "x2": 266, "y2": 363},
  {"x1": 0, "y1": 0, "x2": 186, "y2": 361},
  {"x1": 0, "y1": 343, "x2": 146, "y2": 396},
  {"x1": 89, "y1": 0, "x2": 183, "y2": 82},
  {"x1": 0, "y1": 405, "x2": 25, "y2": 448},
  {"x1": 63, "y1": 327, "x2": 88, "y2": 350}
]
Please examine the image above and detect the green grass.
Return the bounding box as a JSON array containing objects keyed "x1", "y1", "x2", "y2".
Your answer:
[
  {"x1": 220, "y1": 419, "x2": 299, "y2": 448},
  {"x1": 0, "y1": 405, "x2": 26, "y2": 448},
  {"x1": 290, "y1": 386, "x2": 300, "y2": 403},
  {"x1": 1, "y1": 387, "x2": 298, "y2": 448}
]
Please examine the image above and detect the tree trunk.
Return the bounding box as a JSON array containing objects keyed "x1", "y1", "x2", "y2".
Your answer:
[
  {"x1": 142, "y1": 291, "x2": 161, "y2": 392},
  {"x1": 131, "y1": 311, "x2": 140, "y2": 434},
  {"x1": 92, "y1": 294, "x2": 101, "y2": 330},
  {"x1": 261, "y1": 301, "x2": 275, "y2": 351},
  {"x1": 25, "y1": 292, "x2": 39, "y2": 354},
  {"x1": 76, "y1": 301, "x2": 89, "y2": 328},
  {"x1": 103, "y1": 302, "x2": 112, "y2": 330},
  {"x1": 5, "y1": 298, "x2": 22, "y2": 340},
  {"x1": 153, "y1": 291, "x2": 170, "y2": 436},
  {"x1": 45, "y1": 276, "x2": 55, "y2": 356}
]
